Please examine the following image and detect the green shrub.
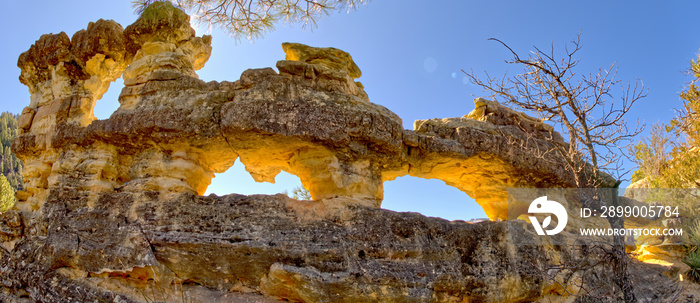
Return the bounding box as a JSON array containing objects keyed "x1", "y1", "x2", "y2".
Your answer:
[
  {"x1": 683, "y1": 250, "x2": 700, "y2": 282},
  {"x1": 685, "y1": 219, "x2": 700, "y2": 247}
]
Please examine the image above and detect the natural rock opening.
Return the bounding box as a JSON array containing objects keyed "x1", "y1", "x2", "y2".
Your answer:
[
  {"x1": 92, "y1": 77, "x2": 123, "y2": 120},
  {"x1": 204, "y1": 159, "x2": 306, "y2": 197},
  {"x1": 382, "y1": 175, "x2": 487, "y2": 221}
]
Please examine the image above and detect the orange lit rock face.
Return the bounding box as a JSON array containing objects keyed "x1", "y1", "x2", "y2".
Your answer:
[
  {"x1": 408, "y1": 99, "x2": 579, "y2": 220},
  {"x1": 15, "y1": 19, "x2": 129, "y2": 215},
  {"x1": 13, "y1": 6, "x2": 219, "y2": 217}
]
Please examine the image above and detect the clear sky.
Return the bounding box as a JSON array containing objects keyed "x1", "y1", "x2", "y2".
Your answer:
[{"x1": 1, "y1": 1, "x2": 698, "y2": 221}]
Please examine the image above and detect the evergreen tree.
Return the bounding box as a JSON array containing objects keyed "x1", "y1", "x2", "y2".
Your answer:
[
  {"x1": 0, "y1": 174, "x2": 14, "y2": 212},
  {"x1": 0, "y1": 112, "x2": 24, "y2": 192}
]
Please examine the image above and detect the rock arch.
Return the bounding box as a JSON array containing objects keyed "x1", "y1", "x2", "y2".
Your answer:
[
  {"x1": 13, "y1": 2, "x2": 584, "y2": 224},
  {"x1": 3, "y1": 4, "x2": 649, "y2": 302}
]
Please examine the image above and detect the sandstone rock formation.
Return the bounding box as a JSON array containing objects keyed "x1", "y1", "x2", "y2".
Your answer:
[
  {"x1": 1, "y1": 2, "x2": 694, "y2": 302},
  {"x1": 11, "y1": 1, "x2": 585, "y2": 222}
]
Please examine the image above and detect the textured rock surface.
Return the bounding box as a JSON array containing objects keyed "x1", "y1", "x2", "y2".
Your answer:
[
  {"x1": 3, "y1": 2, "x2": 694, "y2": 302},
  {"x1": 1, "y1": 189, "x2": 693, "y2": 302}
]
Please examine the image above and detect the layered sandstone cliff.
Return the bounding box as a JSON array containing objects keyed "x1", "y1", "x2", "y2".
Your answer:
[{"x1": 0, "y1": 2, "x2": 692, "y2": 302}]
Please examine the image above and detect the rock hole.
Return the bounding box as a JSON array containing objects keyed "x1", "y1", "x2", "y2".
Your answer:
[
  {"x1": 93, "y1": 77, "x2": 124, "y2": 120},
  {"x1": 382, "y1": 176, "x2": 487, "y2": 222},
  {"x1": 205, "y1": 159, "x2": 306, "y2": 198},
  {"x1": 391, "y1": 222, "x2": 415, "y2": 238}
]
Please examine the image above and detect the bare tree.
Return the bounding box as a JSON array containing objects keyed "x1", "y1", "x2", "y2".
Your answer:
[
  {"x1": 463, "y1": 34, "x2": 646, "y2": 302},
  {"x1": 464, "y1": 34, "x2": 645, "y2": 188},
  {"x1": 132, "y1": 0, "x2": 370, "y2": 40}
]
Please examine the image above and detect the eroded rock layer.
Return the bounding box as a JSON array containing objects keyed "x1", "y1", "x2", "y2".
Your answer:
[
  {"x1": 1, "y1": 188, "x2": 686, "y2": 302},
  {"x1": 1, "y1": 2, "x2": 677, "y2": 303}
]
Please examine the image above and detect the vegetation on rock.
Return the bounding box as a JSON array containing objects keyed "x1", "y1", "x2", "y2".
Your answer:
[{"x1": 684, "y1": 250, "x2": 700, "y2": 283}]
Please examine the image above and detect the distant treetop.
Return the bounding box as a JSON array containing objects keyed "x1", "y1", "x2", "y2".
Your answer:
[{"x1": 131, "y1": 0, "x2": 370, "y2": 40}]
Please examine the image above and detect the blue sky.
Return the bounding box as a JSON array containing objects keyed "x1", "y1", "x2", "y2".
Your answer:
[{"x1": 1, "y1": 1, "x2": 698, "y2": 220}]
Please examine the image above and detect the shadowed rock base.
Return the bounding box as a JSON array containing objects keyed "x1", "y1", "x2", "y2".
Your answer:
[{"x1": 0, "y1": 190, "x2": 619, "y2": 302}]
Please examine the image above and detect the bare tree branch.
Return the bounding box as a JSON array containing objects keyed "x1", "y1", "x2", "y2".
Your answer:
[
  {"x1": 132, "y1": 0, "x2": 370, "y2": 40},
  {"x1": 463, "y1": 35, "x2": 646, "y2": 302},
  {"x1": 463, "y1": 33, "x2": 646, "y2": 186}
]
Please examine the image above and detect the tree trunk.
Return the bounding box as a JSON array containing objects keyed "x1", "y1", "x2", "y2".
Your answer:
[{"x1": 608, "y1": 181, "x2": 637, "y2": 303}]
